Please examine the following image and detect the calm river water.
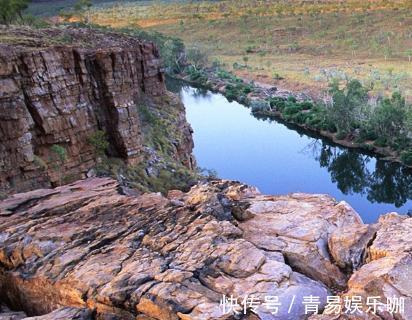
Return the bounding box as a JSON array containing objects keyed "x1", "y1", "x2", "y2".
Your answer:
[{"x1": 167, "y1": 79, "x2": 412, "y2": 223}]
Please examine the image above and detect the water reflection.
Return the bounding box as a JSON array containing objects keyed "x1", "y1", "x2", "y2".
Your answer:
[
  {"x1": 167, "y1": 77, "x2": 412, "y2": 221},
  {"x1": 305, "y1": 140, "x2": 412, "y2": 207},
  {"x1": 254, "y1": 112, "x2": 412, "y2": 209}
]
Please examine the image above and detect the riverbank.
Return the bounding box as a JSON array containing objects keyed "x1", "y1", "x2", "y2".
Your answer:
[{"x1": 172, "y1": 68, "x2": 412, "y2": 168}]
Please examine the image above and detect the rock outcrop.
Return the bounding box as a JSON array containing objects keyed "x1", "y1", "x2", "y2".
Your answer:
[
  {"x1": 1, "y1": 178, "x2": 410, "y2": 319},
  {"x1": 0, "y1": 305, "x2": 92, "y2": 320},
  {"x1": 0, "y1": 26, "x2": 194, "y2": 194}
]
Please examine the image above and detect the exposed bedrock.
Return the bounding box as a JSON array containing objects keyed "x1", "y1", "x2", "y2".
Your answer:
[
  {"x1": 0, "y1": 178, "x2": 410, "y2": 319},
  {"x1": 0, "y1": 27, "x2": 194, "y2": 194}
]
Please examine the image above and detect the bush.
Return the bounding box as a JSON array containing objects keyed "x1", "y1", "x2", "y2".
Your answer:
[
  {"x1": 217, "y1": 69, "x2": 237, "y2": 81},
  {"x1": 359, "y1": 128, "x2": 378, "y2": 141},
  {"x1": 400, "y1": 150, "x2": 412, "y2": 165},
  {"x1": 186, "y1": 66, "x2": 208, "y2": 85},
  {"x1": 269, "y1": 97, "x2": 287, "y2": 111},
  {"x1": 87, "y1": 130, "x2": 109, "y2": 157},
  {"x1": 374, "y1": 136, "x2": 388, "y2": 147},
  {"x1": 251, "y1": 100, "x2": 270, "y2": 113},
  {"x1": 224, "y1": 82, "x2": 252, "y2": 103},
  {"x1": 186, "y1": 46, "x2": 208, "y2": 69},
  {"x1": 292, "y1": 112, "x2": 310, "y2": 124},
  {"x1": 0, "y1": 0, "x2": 30, "y2": 25},
  {"x1": 287, "y1": 96, "x2": 297, "y2": 103},
  {"x1": 50, "y1": 144, "x2": 67, "y2": 163},
  {"x1": 284, "y1": 103, "x2": 303, "y2": 115},
  {"x1": 369, "y1": 92, "x2": 408, "y2": 147},
  {"x1": 300, "y1": 101, "x2": 313, "y2": 110},
  {"x1": 20, "y1": 14, "x2": 49, "y2": 28}
]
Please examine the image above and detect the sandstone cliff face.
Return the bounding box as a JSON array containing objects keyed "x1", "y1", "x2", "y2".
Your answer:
[
  {"x1": 0, "y1": 27, "x2": 194, "y2": 194},
  {"x1": 0, "y1": 178, "x2": 410, "y2": 320}
]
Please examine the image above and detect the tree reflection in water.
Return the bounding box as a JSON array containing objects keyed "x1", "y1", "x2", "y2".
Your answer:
[
  {"x1": 305, "y1": 139, "x2": 412, "y2": 208},
  {"x1": 166, "y1": 78, "x2": 412, "y2": 210}
]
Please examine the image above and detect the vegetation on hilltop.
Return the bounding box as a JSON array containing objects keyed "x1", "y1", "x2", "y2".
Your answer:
[
  {"x1": 0, "y1": 0, "x2": 31, "y2": 25},
  {"x1": 80, "y1": 0, "x2": 412, "y2": 100},
  {"x1": 251, "y1": 78, "x2": 412, "y2": 165},
  {"x1": 6, "y1": 0, "x2": 412, "y2": 167}
]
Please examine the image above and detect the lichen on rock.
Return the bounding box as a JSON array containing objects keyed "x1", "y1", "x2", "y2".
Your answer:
[{"x1": 1, "y1": 178, "x2": 410, "y2": 319}]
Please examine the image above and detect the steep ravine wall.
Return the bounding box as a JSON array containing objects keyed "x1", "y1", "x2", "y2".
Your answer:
[{"x1": 0, "y1": 27, "x2": 194, "y2": 194}]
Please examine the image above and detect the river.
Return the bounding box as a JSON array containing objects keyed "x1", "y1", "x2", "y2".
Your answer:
[{"x1": 167, "y1": 78, "x2": 412, "y2": 223}]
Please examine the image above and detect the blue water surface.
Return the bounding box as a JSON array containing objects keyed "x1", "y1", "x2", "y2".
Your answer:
[{"x1": 168, "y1": 80, "x2": 412, "y2": 223}]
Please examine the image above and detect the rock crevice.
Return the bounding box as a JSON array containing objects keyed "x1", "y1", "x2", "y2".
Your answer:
[
  {"x1": 1, "y1": 178, "x2": 410, "y2": 319},
  {"x1": 0, "y1": 27, "x2": 194, "y2": 194}
]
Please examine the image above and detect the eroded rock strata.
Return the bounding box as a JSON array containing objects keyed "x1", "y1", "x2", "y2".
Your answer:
[
  {"x1": 0, "y1": 178, "x2": 410, "y2": 319},
  {"x1": 0, "y1": 26, "x2": 194, "y2": 194}
]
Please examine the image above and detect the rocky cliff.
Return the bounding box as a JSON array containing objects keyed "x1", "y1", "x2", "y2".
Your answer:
[
  {"x1": 0, "y1": 26, "x2": 194, "y2": 194},
  {"x1": 0, "y1": 178, "x2": 410, "y2": 320}
]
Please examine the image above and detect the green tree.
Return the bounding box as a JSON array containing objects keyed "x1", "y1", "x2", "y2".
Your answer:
[
  {"x1": 327, "y1": 79, "x2": 369, "y2": 134},
  {"x1": 0, "y1": 0, "x2": 31, "y2": 25},
  {"x1": 162, "y1": 38, "x2": 186, "y2": 73},
  {"x1": 186, "y1": 46, "x2": 208, "y2": 70},
  {"x1": 74, "y1": 0, "x2": 92, "y2": 24},
  {"x1": 370, "y1": 92, "x2": 408, "y2": 147}
]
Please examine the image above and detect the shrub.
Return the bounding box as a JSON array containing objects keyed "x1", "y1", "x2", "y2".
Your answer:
[
  {"x1": 186, "y1": 66, "x2": 208, "y2": 85},
  {"x1": 224, "y1": 82, "x2": 252, "y2": 103},
  {"x1": 296, "y1": 112, "x2": 311, "y2": 124},
  {"x1": 269, "y1": 97, "x2": 287, "y2": 111},
  {"x1": 374, "y1": 136, "x2": 388, "y2": 147},
  {"x1": 359, "y1": 128, "x2": 378, "y2": 141},
  {"x1": 369, "y1": 92, "x2": 408, "y2": 147},
  {"x1": 0, "y1": 0, "x2": 30, "y2": 25},
  {"x1": 300, "y1": 101, "x2": 313, "y2": 110},
  {"x1": 400, "y1": 150, "x2": 412, "y2": 165},
  {"x1": 251, "y1": 100, "x2": 270, "y2": 113},
  {"x1": 283, "y1": 103, "x2": 303, "y2": 115},
  {"x1": 186, "y1": 46, "x2": 208, "y2": 69},
  {"x1": 287, "y1": 96, "x2": 297, "y2": 103},
  {"x1": 33, "y1": 155, "x2": 47, "y2": 170},
  {"x1": 50, "y1": 144, "x2": 67, "y2": 163},
  {"x1": 87, "y1": 130, "x2": 109, "y2": 157}
]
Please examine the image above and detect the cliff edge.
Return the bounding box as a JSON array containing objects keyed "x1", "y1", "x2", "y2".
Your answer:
[
  {"x1": 0, "y1": 178, "x2": 410, "y2": 320},
  {"x1": 0, "y1": 26, "x2": 194, "y2": 194}
]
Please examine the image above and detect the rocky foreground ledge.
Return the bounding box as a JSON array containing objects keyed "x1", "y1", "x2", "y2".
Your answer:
[{"x1": 0, "y1": 178, "x2": 411, "y2": 320}]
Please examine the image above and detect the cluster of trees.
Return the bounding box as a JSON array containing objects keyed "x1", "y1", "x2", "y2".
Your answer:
[
  {"x1": 326, "y1": 79, "x2": 412, "y2": 162},
  {"x1": 0, "y1": 0, "x2": 30, "y2": 25},
  {"x1": 0, "y1": 0, "x2": 92, "y2": 25},
  {"x1": 252, "y1": 79, "x2": 412, "y2": 165}
]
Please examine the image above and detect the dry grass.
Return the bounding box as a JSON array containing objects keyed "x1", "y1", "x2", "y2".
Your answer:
[{"x1": 86, "y1": 0, "x2": 412, "y2": 99}]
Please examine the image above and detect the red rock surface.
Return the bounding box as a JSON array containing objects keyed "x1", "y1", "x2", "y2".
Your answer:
[
  {"x1": 1, "y1": 178, "x2": 410, "y2": 319},
  {"x1": 0, "y1": 26, "x2": 188, "y2": 194}
]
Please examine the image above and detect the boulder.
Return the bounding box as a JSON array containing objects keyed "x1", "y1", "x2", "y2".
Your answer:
[{"x1": 0, "y1": 178, "x2": 411, "y2": 319}]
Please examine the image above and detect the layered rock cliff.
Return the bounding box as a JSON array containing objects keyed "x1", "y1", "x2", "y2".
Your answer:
[
  {"x1": 0, "y1": 26, "x2": 194, "y2": 194},
  {"x1": 0, "y1": 178, "x2": 410, "y2": 320}
]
